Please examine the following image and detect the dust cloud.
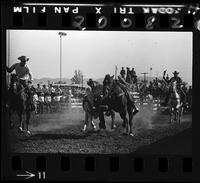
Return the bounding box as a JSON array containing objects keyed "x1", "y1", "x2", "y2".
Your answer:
[
  {"x1": 133, "y1": 106, "x2": 158, "y2": 130},
  {"x1": 30, "y1": 109, "x2": 84, "y2": 132}
]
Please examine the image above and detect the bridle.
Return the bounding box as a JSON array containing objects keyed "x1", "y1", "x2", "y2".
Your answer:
[{"x1": 10, "y1": 75, "x2": 30, "y2": 95}]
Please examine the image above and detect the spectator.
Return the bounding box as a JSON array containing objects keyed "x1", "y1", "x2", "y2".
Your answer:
[
  {"x1": 126, "y1": 67, "x2": 131, "y2": 83},
  {"x1": 42, "y1": 84, "x2": 49, "y2": 96},
  {"x1": 120, "y1": 67, "x2": 126, "y2": 79},
  {"x1": 48, "y1": 84, "x2": 55, "y2": 97},
  {"x1": 36, "y1": 84, "x2": 42, "y2": 95},
  {"x1": 55, "y1": 85, "x2": 62, "y2": 96}
]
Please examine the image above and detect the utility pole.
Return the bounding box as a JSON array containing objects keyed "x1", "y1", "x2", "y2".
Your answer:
[
  {"x1": 150, "y1": 67, "x2": 152, "y2": 82},
  {"x1": 58, "y1": 32, "x2": 67, "y2": 85},
  {"x1": 141, "y1": 72, "x2": 148, "y2": 89},
  {"x1": 115, "y1": 65, "x2": 117, "y2": 79}
]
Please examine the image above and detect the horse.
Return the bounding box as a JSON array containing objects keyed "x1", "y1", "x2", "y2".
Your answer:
[
  {"x1": 7, "y1": 74, "x2": 34, "y2": 135},
  {"x1": 87, "y1": 81, "x2": 116, "y2": 130},
  {"x1": 168, "y1": 81, "x2": 183, "y2": 124},
  {"x1": 103, "y1": 75, "x2": 137, "y2": 136}
]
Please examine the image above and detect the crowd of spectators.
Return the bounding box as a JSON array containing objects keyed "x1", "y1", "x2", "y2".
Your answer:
[
  {"x1": 119, "y1": 67, "x2": 192, "y2": 109},
  {"x1": 31, "y1": 83, "x2": 86, "y2": 99}
]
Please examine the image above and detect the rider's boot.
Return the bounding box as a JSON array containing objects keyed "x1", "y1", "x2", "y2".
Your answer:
[{"x1": 132, "y1": 103, "x2": 139, "y2": 115}]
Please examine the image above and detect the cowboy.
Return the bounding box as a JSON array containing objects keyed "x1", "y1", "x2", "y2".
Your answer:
[
  {"x1": 126, "y1": 67, "x2": 131, "y2": 83},
  {"x1": 120, "y1": 67, "x2": 126, "y2": 79},
  {"x1": 117, "y1": 75, "x2": 139, "y2": 114},
  {"x1": 87, "y1": 79, "x2": 99, "y2": 91},
  {"x1": 6, "y1": 56, "x2": 34, "y2": 109},
  {"x1": 82, "y1": 87, "x2": 97, "y2": 132},
  {"x1": 87, "y1": 78, "x2": 108, "y2": 129},
  {"x1": 6, "y1": 56, "x2": 33, "y2": 89},
  {"x1": 130, "y1": 68, "x2": 137, "y2": 84},
  {"x1": 87, "y1": 78, "x2": 103, "y2": 105},
  {"x1": 163, "y1": 70, "x2": 185, "y2": 106}
]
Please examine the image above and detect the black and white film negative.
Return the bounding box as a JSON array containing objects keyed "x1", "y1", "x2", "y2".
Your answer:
[{"x1": 1, "y1": 1, "x2": 200, "y2": 182}]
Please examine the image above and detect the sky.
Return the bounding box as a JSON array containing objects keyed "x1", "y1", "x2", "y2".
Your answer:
[{"x1": 7, "y1": 30, "x2": 192, "y2": 85}]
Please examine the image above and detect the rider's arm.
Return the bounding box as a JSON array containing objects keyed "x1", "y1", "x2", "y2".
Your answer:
[
  {"x1": 163, "y1": 75, "x2": 168, "y2": 83},
  {"x1": 6, "y1": 63, "x2": 17, "y2": 73},
  {"x1": 163, "y1": 76, "x2": 171, "y2": 85},
  {"x1": 27, "y1": 67, "x2": 33, "y2": 81}
]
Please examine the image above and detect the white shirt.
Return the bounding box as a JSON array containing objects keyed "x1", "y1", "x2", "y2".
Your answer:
[{"x1": 9, "y1": 63, "x2": 33, "y2": 81}]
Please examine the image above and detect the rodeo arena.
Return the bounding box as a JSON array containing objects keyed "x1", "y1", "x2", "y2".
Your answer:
[{"x1": 6, "y1": 60, "x2": 192, "y2": 154}]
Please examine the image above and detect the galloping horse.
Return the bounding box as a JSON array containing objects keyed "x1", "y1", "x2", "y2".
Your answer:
[
  {"x1": 7, "y1": 74, "x2": 34, "y2": 135},
  {"x1": 168, "y1": 81, "x2": 183, "y2": 124},
  {"x1": 103, "y1": 75, "x2": 137, "y2": 136}
]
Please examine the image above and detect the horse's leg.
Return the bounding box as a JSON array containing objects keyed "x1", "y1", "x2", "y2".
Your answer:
[
  {"x1": 91, "y1": 118, "x2": 97, "y2": 131},
  {"x1": 175, "y1": 109, "x2": 178, "y2": 123},
  {"x1": 82, "y1": 112, "x2": 88, "y2": 132},
  {"x1": 26, "y1": 110, "x2": 31, "y2": 134},
  {"x1": 179, "y1": 106, "x2": 183, "y2": 124},
  {"x1": 17, "y1": 111, "x2": 24, "y2": 133},
  {"x1": 111, "y1": 110, "x2": 116, "y2": 129},
  {"x1": 170, "y1": 108, "x2": 172, "y2": 124},
  {"x1": 127, "y1": 106, "x2": 134, "y2": 136},
  {"x1": 89, "y1": 113, "x2": 95, "y2": 130},
  {"x1": 99, "y1": 108, "x2": 106, "y2": 130},
  {"x1": 119, "y1": 112, "x2": 128, "y2": 134},
  {"x1": 8, "y1": 108, "x2": 14, "y2": 128}
]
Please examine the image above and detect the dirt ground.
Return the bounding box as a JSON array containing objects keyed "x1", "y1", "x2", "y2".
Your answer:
[{"x1": 7, "y1": 108, "x2": 192, "y2": 154}]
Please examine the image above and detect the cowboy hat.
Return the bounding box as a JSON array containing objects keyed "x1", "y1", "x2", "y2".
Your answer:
[
  {"x1": 18, "y1": 56, "x2": 29, "y2": 62},
  {"x1": 87, "y1": 79, "x2": 94, "y2": 85},
  {"x1": 173, "y1": 70, "x2": 179, "y2": 75}
]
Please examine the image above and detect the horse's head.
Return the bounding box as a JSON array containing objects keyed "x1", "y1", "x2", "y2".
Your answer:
[
  {"x1": 10, "y1": 73, "x2": 19, "y2": 84},
  {"x1": 103, "y1": 74, "x2": 115, "y2": 97},
  {"x1": 10, "y1": 74, "x2": 19, "y2": 93}
]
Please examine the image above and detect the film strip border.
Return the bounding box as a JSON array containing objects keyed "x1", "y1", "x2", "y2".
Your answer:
[
  {"x1": 3, "y1": 155, "x2": 192, "y2": 181},
  {"x1": 2, "y1": 3, "x2": 200, "y2": 30},
  {"x1": 1, "y1": 2, "x2": 197, "y2": 181}
]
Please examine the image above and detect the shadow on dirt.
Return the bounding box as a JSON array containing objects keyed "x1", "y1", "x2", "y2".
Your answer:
[{"x1": 133, "y1": 127, "x2": 192, "y2": 154}]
